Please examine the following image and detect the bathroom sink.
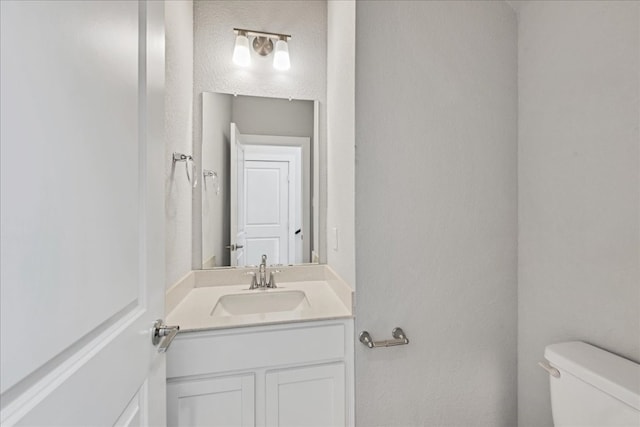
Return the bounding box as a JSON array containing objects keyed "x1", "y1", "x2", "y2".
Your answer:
[{"x1": 211, "y1": 290, "x2": 310, "y2": 317}]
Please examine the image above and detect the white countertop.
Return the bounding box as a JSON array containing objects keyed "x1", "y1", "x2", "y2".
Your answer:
[{"x1": 166, "y1": 266, "x2": 354, "y2": 332}]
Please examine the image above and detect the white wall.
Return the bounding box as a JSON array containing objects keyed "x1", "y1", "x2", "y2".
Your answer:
[
  {"x1": 517, "y1": 2, "x2": 640, "y2": 426},
  {"x1": 355, "y1": 1, "x2": 518, "y2": 425},
  {"x1": 165, "y1": 0, "x2": 194, "y2": 288},
  {"x1": 231, "y1": 96, "x2": 314, "y2": 137},
  {"x1": 327, "y1": 0, "x2": 356, "y2": 288},
  {"x1": 193, "y1": 0, "x2": 327, "y2": 263}
]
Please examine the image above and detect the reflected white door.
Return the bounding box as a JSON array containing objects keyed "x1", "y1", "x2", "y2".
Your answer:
[
  {"x1": 243, "y1": 161, "x2": 292, "y2": 265},
  {"x1": 0, "y1": 1, "x2": 166, "y2": 425},
  {"x1": 230, "y1": 123, "x2": 246, "y2": 266}
]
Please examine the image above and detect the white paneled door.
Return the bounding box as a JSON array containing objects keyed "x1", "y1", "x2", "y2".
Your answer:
[
  {"x1": 243, "y1": 160, "x2": 292, "y2": 266},
  {"x1": 230, "y1": 130, "x2": 299, "y2": 267},
  {"x1": 0, "y1": 1, "x2": 166, "y2": 425}
]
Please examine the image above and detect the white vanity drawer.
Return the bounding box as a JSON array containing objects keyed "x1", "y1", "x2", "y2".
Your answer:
[{"x1": 167, "y1": 321, "x2": 347, "y2": 379}]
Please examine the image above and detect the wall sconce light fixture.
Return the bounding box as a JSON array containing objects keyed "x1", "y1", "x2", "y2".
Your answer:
[{"x1": 232, "y1": 28, "x2": 291, "y2": 70}]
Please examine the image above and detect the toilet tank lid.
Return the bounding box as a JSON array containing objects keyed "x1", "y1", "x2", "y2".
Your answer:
[{"x1": 545, "y1": 341, "x2": 640, "y2": 411}]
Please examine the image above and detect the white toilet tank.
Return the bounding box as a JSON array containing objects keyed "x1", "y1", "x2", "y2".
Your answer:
[{"x1": 543, "y1": 341, "x2": 640, "y2": 426}]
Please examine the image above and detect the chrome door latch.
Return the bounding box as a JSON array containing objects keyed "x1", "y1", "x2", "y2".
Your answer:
[{"x1": 151, "y1": 319, "x2": 180, "y2": 353}]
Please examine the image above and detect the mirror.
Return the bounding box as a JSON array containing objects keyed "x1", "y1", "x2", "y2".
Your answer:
[{"x1": 197, "y1": 92, "x2": 319, "y2": 268}]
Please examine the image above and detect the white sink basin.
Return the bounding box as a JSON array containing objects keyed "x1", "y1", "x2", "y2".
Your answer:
[{"x1": 211, "y1": 290, "x2": 310, "y2": 317}]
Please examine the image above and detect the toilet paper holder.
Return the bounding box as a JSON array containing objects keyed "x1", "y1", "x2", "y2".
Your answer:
[{"x1": 359, "y1": 327, "x2": 409, "y2": 349}]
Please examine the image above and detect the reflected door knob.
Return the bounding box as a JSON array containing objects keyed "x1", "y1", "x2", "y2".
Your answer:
[{"x1": 225, "y1": 244, "x2": 244, "y2": 251}]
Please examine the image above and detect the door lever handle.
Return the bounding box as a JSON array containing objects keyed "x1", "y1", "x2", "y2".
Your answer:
[{"x1": 151, "y1": 319, "x2": 180, "y2": 353}]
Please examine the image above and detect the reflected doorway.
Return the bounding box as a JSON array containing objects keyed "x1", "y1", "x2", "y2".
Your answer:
[{"x1": 230, "y1": 123, "x2": 306, "y2": 266}]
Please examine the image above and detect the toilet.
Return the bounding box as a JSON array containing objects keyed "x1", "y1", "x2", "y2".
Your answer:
[{"x1": 541, "y1": 341, "x2": 640, "y2": 426}]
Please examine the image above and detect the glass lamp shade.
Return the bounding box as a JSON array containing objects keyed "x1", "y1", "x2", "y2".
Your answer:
[
  {"x1": 232, "y1": 34, "x2": 251, "y2": 67},
  {"x1": 273, "y1": 39, "x2": 290, "y2": 71}
]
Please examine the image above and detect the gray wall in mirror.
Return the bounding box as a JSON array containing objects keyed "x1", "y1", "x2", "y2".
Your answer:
[{"x1": 195, "y1": 93, "x2": 318, "y2": 268}]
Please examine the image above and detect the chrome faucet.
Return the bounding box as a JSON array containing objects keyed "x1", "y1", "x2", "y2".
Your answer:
[
  {"x1": 259, "y1": 254, "x2": 268, "y2": 287},
  {"x1": 247, "y1": 254, "x2": 278, "y2": 289}
]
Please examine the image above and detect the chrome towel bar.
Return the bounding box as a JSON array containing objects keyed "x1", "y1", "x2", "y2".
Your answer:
[{"x1": 359, "y1": 327, "x2": 409, "y2": 349}]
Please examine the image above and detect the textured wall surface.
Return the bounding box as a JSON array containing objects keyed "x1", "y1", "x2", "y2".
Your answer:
[
  {"x1": 517, "y1": 2, "x2": 640, "y2": 426},
  {"x1": 165, "y1": 0, "x2": 194, "y2": 288},
  {"x1": 193, "y1": 0, "x2": 327, "y2": 264},
  {"x1": 327, "y1": 0, "x2": 356, "y2": 288},
  {"x1": 193, "y1": 0, "x2": 326, "y2": 101},
  {"x1": 355, "y1": 1, "x2": 518, "y2": 425}
]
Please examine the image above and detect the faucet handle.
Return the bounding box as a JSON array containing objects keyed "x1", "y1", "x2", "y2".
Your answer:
[
  {"x1": 246, "y1": 271, "x2": 258, "y2": 289},
  {"x1": 267, "y1": 270, "x2": 281, "y2": 288}
]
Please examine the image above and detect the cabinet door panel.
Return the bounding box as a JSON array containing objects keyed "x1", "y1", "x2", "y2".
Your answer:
[
  {"x1": 266, "y1": 363, "x2": 345, "y2": 427},
  {"x1": 168, "y1": 375, "x2": 255, "y2": 427}
]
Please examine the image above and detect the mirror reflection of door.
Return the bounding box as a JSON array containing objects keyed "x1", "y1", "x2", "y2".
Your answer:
[
  {"x1": 231, "y1": 123, "x2": 303, "y2": 266},
  {"x1": 200, "y1": 93, "x2": 316, "y2": 269},
  {"x1": 244, "y1": 160, "x2": 291, "y2": 265}
]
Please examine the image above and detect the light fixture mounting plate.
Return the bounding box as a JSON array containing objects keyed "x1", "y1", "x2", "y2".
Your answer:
[{"x1": 252, "y1": 36, "x2": 273, "y2": 56}]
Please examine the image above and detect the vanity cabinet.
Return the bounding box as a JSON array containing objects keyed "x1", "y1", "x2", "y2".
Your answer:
[
  {"x1": 166, "y1": 319, "x2": 354, "y2": 427},
  {"x1": 167, "y1": 374, "x2": 255, "y2": 427},
  {"x1": 265, "y1": 363, "x2": 345, "y2": 427}
]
